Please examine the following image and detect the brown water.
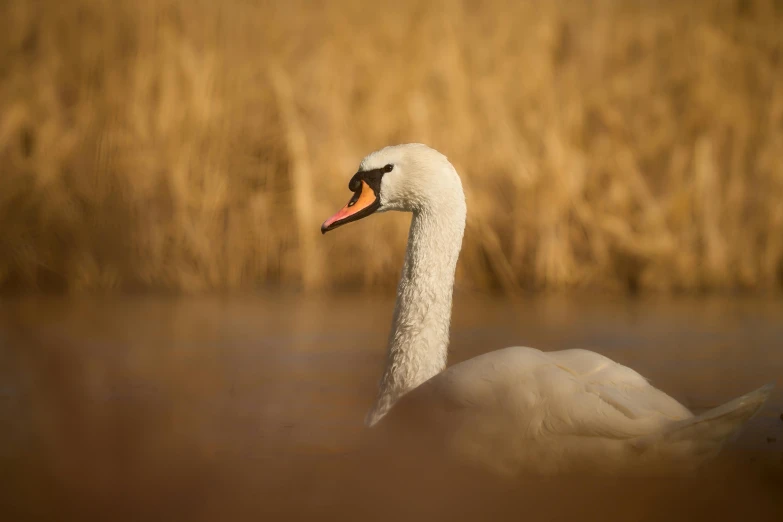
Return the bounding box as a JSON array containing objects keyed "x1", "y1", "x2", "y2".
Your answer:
[{"x1": 1, "y1": 294, "x2": 782, "y2": 521}]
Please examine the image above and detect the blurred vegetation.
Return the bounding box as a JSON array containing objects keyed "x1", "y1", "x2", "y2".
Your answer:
[{"x1": 1, "y1": 0, "x2": 782, "y2": 294}]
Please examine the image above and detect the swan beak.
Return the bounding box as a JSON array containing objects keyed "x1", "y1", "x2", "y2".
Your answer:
[{"x1": 321, "y1": 180, "x2": 381, "y2": 234}]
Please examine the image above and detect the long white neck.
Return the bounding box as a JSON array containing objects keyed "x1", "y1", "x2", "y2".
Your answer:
[{"x1": 366, "y1": 198, "x2": 466, "y2": 426}]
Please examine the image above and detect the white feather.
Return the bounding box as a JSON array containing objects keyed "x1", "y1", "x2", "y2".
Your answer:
[{"x1": 344, "y1": 143, "x2": 773, "y2": 476}]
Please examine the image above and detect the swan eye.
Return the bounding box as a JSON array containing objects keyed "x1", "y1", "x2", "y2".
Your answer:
[{"x1": 383, "y1": 164, "x2": 394, "y2": 173}]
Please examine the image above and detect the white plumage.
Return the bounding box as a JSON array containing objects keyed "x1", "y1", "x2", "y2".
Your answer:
[{"x1": 322, "y1": 143, "x2": 773, "y2": 476}]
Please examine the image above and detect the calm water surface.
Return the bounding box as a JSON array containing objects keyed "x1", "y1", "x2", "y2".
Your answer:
[{"x1": 1, "y1": 294, "x2": 782, "y2": 521}]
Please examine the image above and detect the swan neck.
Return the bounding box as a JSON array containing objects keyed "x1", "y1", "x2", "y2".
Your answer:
[{"x1": 367, "y1": 202, "x2": 465, "y2": 426}]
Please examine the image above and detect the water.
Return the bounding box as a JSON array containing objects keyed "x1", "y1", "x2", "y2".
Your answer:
[{"x1": 1, "y1": 294, "x2": 782, "y2": 521}]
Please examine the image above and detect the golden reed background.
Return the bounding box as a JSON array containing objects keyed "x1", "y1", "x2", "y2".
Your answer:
[{"x1": 1, "y1": 0, "x2": 782, "y2": 294}]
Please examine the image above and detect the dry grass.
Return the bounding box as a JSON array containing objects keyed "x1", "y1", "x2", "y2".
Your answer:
[{"x1": 1, "y1": 0, "x2": 782, "y2": 294}]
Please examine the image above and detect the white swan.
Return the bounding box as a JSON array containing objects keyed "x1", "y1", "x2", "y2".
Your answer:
[{"x1": 321, "y1": 143, "x2": 774, "y2": 476}]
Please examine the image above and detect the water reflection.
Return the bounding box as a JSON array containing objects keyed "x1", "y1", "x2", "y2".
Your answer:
[{"x1": 1, "y1": 294, "x2": 781, "y2": 521}]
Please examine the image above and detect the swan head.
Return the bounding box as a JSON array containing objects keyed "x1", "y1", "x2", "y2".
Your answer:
[{"x1": 321, "y1": 143, "x2": 464, "y2": 233}]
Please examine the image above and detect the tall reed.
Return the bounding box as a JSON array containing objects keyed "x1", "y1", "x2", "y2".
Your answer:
[{"x1": 1, "y1": 0, "x2": 782, "y2": 294}]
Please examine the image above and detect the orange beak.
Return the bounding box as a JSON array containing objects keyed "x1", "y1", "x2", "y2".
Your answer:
[{"x1": 321, "y1": 180, "x2": 381, "y2": 234}]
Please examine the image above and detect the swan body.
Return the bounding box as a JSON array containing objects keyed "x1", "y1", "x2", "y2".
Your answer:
[{"x1": 321, "y1": 143, "x2": 773, "y2": 476}]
